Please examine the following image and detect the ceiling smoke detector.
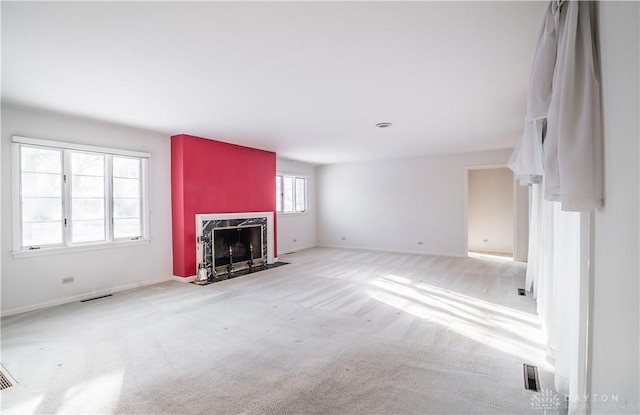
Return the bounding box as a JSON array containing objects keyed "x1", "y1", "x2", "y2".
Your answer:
[{"x1": 375, "y1": 122, "x2": 393, "y2": 128}]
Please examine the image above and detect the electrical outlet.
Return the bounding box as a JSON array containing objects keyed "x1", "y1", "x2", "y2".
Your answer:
[{"x1": 62, "y1": 277, "x2": 74, "y2": 284}]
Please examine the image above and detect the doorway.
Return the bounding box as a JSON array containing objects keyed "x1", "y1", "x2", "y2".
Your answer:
[{"x1": 467, "y1": 167, "x2": 515, "y2": 259}]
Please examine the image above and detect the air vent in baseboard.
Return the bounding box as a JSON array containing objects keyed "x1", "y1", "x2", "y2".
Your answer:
[
  {"x1": 0, "y1": 364, "x2": 17, "y2": 390},
  {"x1": 523, "y1": 364, "x2": 540, "y2": 391}
]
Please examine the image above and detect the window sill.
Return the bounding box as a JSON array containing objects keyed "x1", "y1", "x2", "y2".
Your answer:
[
  {"x1": 11, "y1": 238, "x2": 151, "y2": 259},
  {"x1": 277, "y1": 212, "x2": 309, "y2": 217}
]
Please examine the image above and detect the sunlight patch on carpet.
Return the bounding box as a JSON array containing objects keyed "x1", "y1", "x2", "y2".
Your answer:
[
  {"x1": 59, "y1": 370, "x2": 124, "y2": 414},
  {"x1": 3, "y1": 395, "x2": 43, "y2": 415},
  {"x1": 367, "y1": 275, "x2": 550, "y2": 368}
]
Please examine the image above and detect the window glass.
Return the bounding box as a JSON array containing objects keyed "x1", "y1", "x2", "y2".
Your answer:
[
  {"x1": 283, "y1": 176, "x2": 294, "y2": 213},
  {"x1": 21, "y1": 146, "x2": 61, "y2": 174},
  {"x1": 275, "y1": 176, "x2": 282, "y2": 212},
  {"x1": 20, "y1": 147, "x2": 63, "y2": 246},
  {"x1": 295, "y1": 177, "x2": 306, "y2": 212},
  {"x1": 71, "y1": 152, "x2": 105, "y2": 243},
  {"x1": 113, "y1": 157, "x2": 141, "y2": 238}
]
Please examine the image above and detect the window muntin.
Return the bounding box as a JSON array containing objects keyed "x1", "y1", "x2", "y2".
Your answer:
[
  {"x1": 276, "y1": 174, "x2": 307, "y2": 214},
  {"x1": 13, "y1": 137, "x2": 149, "y2": 252}
]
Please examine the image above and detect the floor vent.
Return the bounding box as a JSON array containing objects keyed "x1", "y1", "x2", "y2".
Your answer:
[
  {"x1": 523, "y1": 364, "x2": 540, "y2": 392},
  {"x1": 0, "y1": 365, "x2": 16, "y2": 390},
  {"x1": 517, "y1": 288, "x2": 526, "y2": 296},
  {"x1": 80, "y1": 294, "x2": 113, "y2": 303}
]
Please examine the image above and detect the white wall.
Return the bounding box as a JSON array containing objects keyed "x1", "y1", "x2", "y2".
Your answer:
[
  {"x1": 1, "y1": 105, "x2": 173, "y2": 315},
  {"x1": 316, "y1": 149, "x2": 513, "y2": 257},
  {"x1": 467, "y1": 167, "x2": 514, "y2": 254},
  {"x1": 276, "y1": 158, "x2": 317, "y2": 255},
  {"x1": 589, "y1": 3, "x2": 639, "y2": 413}
]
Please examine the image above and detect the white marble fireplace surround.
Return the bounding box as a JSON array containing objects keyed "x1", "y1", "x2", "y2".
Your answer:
[{"x1": 195, "y1": 212, "x2": 275, "y2": 279}]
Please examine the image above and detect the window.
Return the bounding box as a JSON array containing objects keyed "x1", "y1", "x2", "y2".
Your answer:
[
  {"x1": 12, "y1": 136, "x2": 149, "y2": 254},
  {"x1": 71, "y1": 152, "x2": 105, "y2": 243},
  {"x1": 20, "y1": 146, "x2": 64, "y2": 246},
  {"x1": 112, "y1": 156, "x2": 142, "y2": 239},
  {"x1": 276, "y1": 174, "x2": 307, "y2": 213}
]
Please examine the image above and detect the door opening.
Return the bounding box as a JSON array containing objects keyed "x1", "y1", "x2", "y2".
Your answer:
[{"x1": 467, "y1": 167, "x2": 515, "y2": 260}]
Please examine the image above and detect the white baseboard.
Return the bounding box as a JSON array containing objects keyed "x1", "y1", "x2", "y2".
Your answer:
[
  {"x1": 172, "y1": 274, "x2": 196, "y2": 283},
  {"x1": 277, "y1": 244, "x2": 317, "y2": 256},
  {"x1": 316, "y1": 244, "x2": 467, "y2": 258},
  {"x1": 1, "y1": 277, "x2": 171, "y2": 317}
]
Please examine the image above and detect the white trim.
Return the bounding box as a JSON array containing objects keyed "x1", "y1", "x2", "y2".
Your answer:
[
  {"x1": 195, "y1": 211, "x2": 275, "y2": 265},
  {"x1": 11, "y1": 143, "x2": 22, "y2": 253},
  {"x1": 317, "y1": 244, "x2": 467, "y2": 258},
  {"x1": 277, "y1": 245, "x2": 315, "y2": 255},
  {"x1": 0, "y1": 277, "x2": 169, "y2": 317},
  {"x1": 173, "y1": 275, "x2": 196, "y2": 283},
  {"x1": 63, "y1": 149, "x2": 72, "y2": 243},
  {"x1": 11, "y1": 238, "x2": 151, "y2": 259},
  {"x1": 276, "y1": 171, "x2": 310, "y2": 179},
  {"x1": 573, "y1": 212, "x2": 592, "y2": 414},
  {"x1": 12, "y1": 135, "x2": 150, "y2": 158},
  {"x1": 463, "y1": 166, "x2": 470, "y2": 255},
  {"x1": 105, "y1": 155, "x2": 114, "y2": 240},
  {"x1": 465, "y1": 163, "x2": 509, "y2": 170},
  {"x1": 141, "y1": 158, "x2": 150, "y2": 239},
  {"x1": 277, "y1": 211, "x2": 310, "y2": 217}
]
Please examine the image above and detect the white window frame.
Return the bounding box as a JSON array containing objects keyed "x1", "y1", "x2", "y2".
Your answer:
[
  {"x1": 276, "y1": 173, "x2": 308, "y2": 215},
  {"x1": 11, "y1": 136, "x2": 151, "y2": 258}
]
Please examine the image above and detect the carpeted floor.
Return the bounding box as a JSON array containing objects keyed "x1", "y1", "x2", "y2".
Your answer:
[{"x1": 1, "y1": 247, "x2": 558, "y2": 414}]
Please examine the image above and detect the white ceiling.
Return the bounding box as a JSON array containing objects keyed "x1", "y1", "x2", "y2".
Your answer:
[{"x1": 2, "y1": 1, "x2": 545, "y2": 165}]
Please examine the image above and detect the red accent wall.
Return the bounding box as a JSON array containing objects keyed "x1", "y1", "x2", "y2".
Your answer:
[{"x1": 171, "y1": 134, "x2": 277, "y2": 277}]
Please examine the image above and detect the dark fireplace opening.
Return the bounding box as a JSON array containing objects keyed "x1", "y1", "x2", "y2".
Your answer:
[
  {"x1": 213, "y1": 225, "x2": 263, "y2": 271},
  {"x1": 194, "y1": 214, "x2": 275, "y2": 285}
]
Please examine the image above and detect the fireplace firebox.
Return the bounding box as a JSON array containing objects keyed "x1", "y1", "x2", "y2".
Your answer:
[
  {"x1": 195, "y1": 212, "x2": 275, "y2": 284},
  {"x1": 212, "y1": 224, "x2": 264, "y2": 275}
]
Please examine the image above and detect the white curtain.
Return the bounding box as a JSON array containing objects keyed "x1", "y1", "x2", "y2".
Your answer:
[
  {"x1": 509, "y1": 0, "x2": 602, "y2": 211},
  {"x1": 527, "y1": 184, "x2": 586, "y2": 401},
  {"x1": 510, "y1": 1, "x2": 601, "y2": 410}
]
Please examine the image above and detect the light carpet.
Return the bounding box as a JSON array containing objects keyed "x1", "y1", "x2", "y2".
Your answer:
[{"x1": 1, "y1": 247, "x2": 558, "y2": 414}]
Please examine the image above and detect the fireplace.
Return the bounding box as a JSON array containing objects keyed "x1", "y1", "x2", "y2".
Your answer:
[
  {"x1": 195, "y1": 212, "x2": 274, "y2": 283},
  {"x1": 212, "y1": 224, "x2": 264, "y2": 273}
]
